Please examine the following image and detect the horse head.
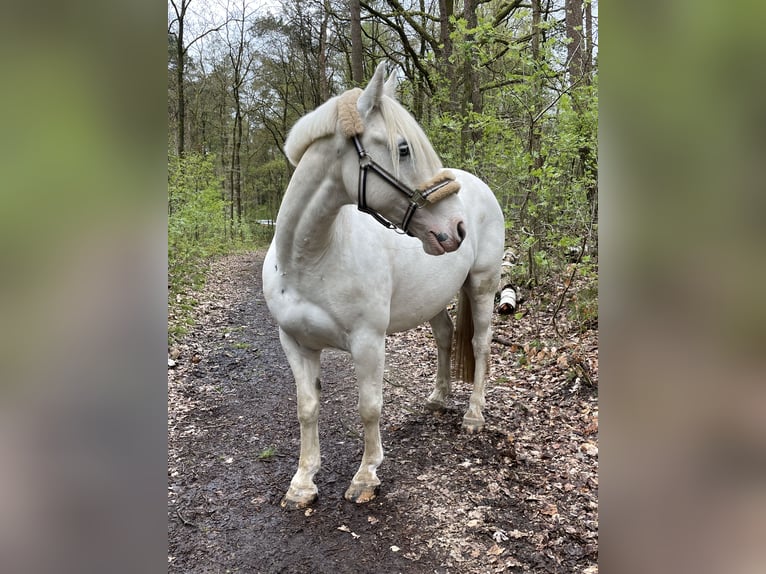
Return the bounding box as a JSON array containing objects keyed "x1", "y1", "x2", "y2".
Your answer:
[{"x1": 339, "y1": 62, "x2": 466, "y2": 255}]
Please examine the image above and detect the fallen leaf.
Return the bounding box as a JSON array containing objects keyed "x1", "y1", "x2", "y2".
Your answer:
[
  {"x1": 367, "y1": 516, "x2": 379, "y2": 525},
  {"x1": 540, "y1": 503, "x2": 558, "y2": 516},
  {"x1": 337, "y1": 525, "x2": 351, "y2": 533},
  {"x1": 390, "y1": 545, "x2": 400, "y2": 552},
  {"x1": 487, "y1": 543, "x2": 505, "y2": 556}
]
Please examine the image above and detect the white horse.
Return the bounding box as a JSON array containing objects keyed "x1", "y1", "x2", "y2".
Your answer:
[{"x1": 263, "y1": 62, "x2": 505, "y2": 508}]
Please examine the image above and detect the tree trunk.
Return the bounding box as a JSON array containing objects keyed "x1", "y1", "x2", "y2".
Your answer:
[
  {"x1": 171, "y1": 0, "x2": 188, "y2": 157},
  {"x1": 232, "y1": 100, "x2": 242, "y2": 224},
  {"x1": 318, "y1": 0, "x2": 331, "y2": 100},
  {"x1": 460, "y1": 0, "x2": 481, "y2": 157},
  {"x1": 529, "y1": 0, "x2": 543, "y2": 173},
  {"x1": 584, "y1": 0, "x2": 593, "y2": 83},
  {"x1": 438, "y1": 0, "x2": 456, "y2": 113},
  {"x1": 349, "y1": 0, "x2": 364, "y2": 84},
  {"x1": 565, "y1": 0, "x2": 584, "y2": 86}
]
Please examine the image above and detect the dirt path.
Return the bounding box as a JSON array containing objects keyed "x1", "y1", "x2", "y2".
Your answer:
[{"x1": 168, "y1": 252, "x2": 598, "y2": 573}]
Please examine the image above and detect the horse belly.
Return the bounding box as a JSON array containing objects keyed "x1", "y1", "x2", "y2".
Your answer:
[{"x1": 386, "y1": 252, "x2": 469, "y2": 333}]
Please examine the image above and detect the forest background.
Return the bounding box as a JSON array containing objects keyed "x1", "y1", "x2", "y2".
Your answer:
[{"x1": 167, "y1": 0, "x2": 598, "y2": 337}]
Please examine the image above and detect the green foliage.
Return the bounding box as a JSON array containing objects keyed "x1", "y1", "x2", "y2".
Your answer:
[
  {"x1": 168, "y1": 0, "x2": 599, "y2": 336},
  {"x1": 258, "y1": 446, "x2": 277, "y2": 460},
  {"x1": 168, "y1": 152, "x2": 252, "y2": 300},
  {"x1": 568, "y1": 271, "x2": 599, "y2": 332}
]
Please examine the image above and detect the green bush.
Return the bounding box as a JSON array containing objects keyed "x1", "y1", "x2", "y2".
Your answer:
[{"x1": 168, "y1": 153, "x2": 251, "y2": 297}]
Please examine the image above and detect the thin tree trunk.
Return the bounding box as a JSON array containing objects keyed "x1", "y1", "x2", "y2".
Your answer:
[
  {"x1": 318, "y1": 0, "x2": 331, "y2": 100},
  {"x1": 349, "y1": 0, "x2": 364, "y2": 84},
  {"x1": 438, "y1": 0, "x2": 456, "y2": 113},
  {"x1": 461, "y1": 0, "x2": 481, "y2": 157},
  {"x1": 584, "y1": 0, "x2": 593, "y2": 83},
  {"x1": 565, "y1": 0, "x2": 584, "y2": 86},
  {"x1": 233, "y1": 105, "x2": 242, "y2": 223},
  {"x1": 172, "y1": 1, "x2": 187, "y2": 158},
  {"x1": 529, "y1": 0, "x2": 543, "y2": 173}
]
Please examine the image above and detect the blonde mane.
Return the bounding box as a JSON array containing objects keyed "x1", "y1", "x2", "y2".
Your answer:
[
  {"x1": 283, "y1": 89, "x2": 444, "y2": 178},
  {"x1": 283, "y1": 94, "x2": 344, "y2": 167}
]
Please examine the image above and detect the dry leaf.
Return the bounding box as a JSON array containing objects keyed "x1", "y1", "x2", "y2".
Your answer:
[
  {"x1": 390, "y1": 545, "x2": 400, "y2": 552},
  {"x1": 540, "y1": 503, "x2": 558, "y2": 516},
  {"x1": 367, "y1": 516, "x2": 379, "y2": 525},
  {"x1": 486, "y1": 543, "x2": 505, "y2": 556},
  {"x1": 337, "y1": 525, "x2": 350, "y2": 533}
]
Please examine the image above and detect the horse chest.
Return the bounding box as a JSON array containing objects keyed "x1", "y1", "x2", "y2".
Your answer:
[{"x1": 264, "y1": 269, "x2": 370, "y2": 350}]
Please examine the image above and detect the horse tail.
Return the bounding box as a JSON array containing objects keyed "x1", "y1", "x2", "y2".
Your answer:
[{"x1": 452, "y1": 289, "x2": 475, "y2": 384}]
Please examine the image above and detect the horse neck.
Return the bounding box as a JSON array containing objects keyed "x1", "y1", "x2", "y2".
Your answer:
[{"x1": 274, "y1": 137, "x2": 351, "y2": 268}]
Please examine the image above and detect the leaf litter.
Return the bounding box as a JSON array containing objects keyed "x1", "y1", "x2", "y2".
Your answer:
[{"x1": 169, "y1": 252, "x2": 598, "y2": 573}]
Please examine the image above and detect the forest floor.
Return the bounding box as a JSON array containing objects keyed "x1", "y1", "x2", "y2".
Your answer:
[{"x1": 168, "y1": 251, "x2": 598, "y2": 574}]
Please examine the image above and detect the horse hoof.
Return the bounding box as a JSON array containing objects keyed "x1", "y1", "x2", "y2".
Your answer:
[
  {"x1": 425, "y1": 400, "x2": 446, "y2": 413},
  {"x1": 461, "y1": 418, "x2": 484, "y2": 433},
  {"x1": 344, "y1": 484, "x2": 380, "y2": 504},
  {"x1": 280, "y1": 488, "x2": 318, "y2": 510}
]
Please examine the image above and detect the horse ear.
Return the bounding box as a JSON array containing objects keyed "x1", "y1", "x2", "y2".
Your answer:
[
  {"x1": 357, "y1": 61, "x2": 388, "y2": 119},
  {"x1": 383, "y1": 70, "x2": 399, "y2": 100}
]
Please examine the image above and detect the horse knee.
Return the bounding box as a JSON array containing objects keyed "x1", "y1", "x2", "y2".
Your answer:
[
  {"x1": 358, "y1": 396, "x2": 382, "y2": 423},
  {"x1": 297, "y1": 396, "x2": 319, "y2": 423}
]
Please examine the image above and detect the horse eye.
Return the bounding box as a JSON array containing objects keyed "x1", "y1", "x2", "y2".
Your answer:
[{"x1": 398, "y1": 142, "x2": 410, "y2": 158}]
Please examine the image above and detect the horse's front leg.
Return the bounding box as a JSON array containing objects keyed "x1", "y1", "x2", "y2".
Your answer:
[
  {"x1": 278, "y1": 329, "x2": 322, "y2": 509},
  {"x1": 345, "y1": 332, "x2": 386, "y2": 503}
]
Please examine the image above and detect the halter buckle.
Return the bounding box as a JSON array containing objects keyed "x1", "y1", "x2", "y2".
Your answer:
[
  {"x1": 409, "y1": 190, "x2": 428, "y2": 208},
  {"x1": 358, "y1": 154, "x2": 372, "y2": 169}
]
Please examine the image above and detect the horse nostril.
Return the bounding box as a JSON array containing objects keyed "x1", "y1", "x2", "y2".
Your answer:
[
  {"x1": 435, "y1": 232, "x2": 449, "y2": 243},
  {"x1": 457, "y1": 221, "x2": 466, "y2": 243}
]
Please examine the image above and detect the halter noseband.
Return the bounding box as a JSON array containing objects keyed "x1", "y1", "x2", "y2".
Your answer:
[{"x1": 352, "y1": 134, "x2": 459, "y2": 235}]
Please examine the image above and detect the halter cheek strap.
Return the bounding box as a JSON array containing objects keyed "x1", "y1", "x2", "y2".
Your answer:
[{"x1": 352, "y1": 135, "x2": 460, "y2": 234}]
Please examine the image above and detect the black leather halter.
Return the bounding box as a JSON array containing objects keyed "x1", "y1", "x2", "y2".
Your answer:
[{"x1": 352, "y1": 135, "x2": 456, "y2": 235}]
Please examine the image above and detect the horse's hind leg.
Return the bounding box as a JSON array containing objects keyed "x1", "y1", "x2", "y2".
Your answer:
[
  {"x1": 425, "y1": 309, "x2": 453, "y2": 412},
  {"x1": 461, "y1": 276, "x2": 498, "y2": 433},
  {"x1": 278, "y1": 329, "x2": 322, "y2": 509}
]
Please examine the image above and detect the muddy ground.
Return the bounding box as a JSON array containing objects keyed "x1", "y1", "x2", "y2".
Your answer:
[{"x1": 168, "y1": 252, "x2": 598, "y2": 573}]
